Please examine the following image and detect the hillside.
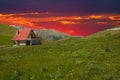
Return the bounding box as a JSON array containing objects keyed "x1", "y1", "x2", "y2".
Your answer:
[
  {"x1": 87, "y1": 25, "x2": 120, "y2": 38},
  {"x1": 0, "y1": 24, "x2": 16, "y2": 45},
  {"x1": 35, "y1": 29, "x2": 70, "y2": 41},
  {"x1": 0, "y1": 26, "x2": 120, "y2": 80}
]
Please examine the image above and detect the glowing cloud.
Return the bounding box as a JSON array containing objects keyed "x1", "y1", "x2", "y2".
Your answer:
[
  {"x1": 1, "y1": 13, "x2": 119, "y2": 26},
  {"x1": 89, "y1": 15, "x2": 103, "y2": 19},
  {"x1": 108, "y1": 16, "x2": 120, "y2": 20},
  {"x1": 0, "y1": 13, "x2": 42, "y2": 29},
  {"x1": 60, "y1": 21, "x2": 80, "y2": 25},
  {"x1": 0, "y1": 13, "x2": 120, "y2": 36},
  {"x1": 0, "y1": 14, "x2": 3, "y2": 17}
]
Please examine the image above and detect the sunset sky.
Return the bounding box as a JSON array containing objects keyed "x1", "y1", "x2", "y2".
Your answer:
[{"x1": 0, "y1": 0, "x2": 120, "y2": 36}]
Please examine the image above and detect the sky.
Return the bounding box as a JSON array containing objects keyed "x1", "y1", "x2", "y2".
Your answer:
[{"x1": 0, "y1": 0, "x2": 120, "y2": 36}]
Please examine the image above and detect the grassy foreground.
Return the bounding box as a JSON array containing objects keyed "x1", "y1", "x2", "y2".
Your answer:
[{"x1": 0, "y1": 24, "x2": 120, "y2": 80}]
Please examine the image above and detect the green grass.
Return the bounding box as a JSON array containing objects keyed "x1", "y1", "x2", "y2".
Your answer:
[
  {"x1": 0, "y1": 24, "x2": 120, "y2": 80},
  {"x1": 0, "y1": 24, "x2": 16, "y2": 45}
]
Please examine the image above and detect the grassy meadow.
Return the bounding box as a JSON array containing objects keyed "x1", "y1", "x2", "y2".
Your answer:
[
  {"x1": 0, "y1": 24, "x2": 120, "y2": 80},
  {"x1": 0, "y1": 24, "x2": 16, "y2": 45}
]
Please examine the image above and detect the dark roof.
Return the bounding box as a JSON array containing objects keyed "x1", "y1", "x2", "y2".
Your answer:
[{"x1": 13, "y1": 28, "x2": 32, "y2": 40}]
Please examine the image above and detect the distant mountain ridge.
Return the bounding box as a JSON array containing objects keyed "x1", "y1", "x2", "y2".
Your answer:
[{"x1": 35, "y1": 29, "x2": 70, "y2": 41}]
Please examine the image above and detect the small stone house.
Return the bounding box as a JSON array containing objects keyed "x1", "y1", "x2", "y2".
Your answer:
[{"x1": 13, "y1": 28, "x2": 42, "y2": 46}]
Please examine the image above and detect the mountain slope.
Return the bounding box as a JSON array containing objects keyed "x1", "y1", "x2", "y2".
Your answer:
[
  {"x1": 35, "y1": 29, "x2": 70, "y2": 41},
  {"x1": 86, "y1": 25, "x2": 120, "y2": 38},
  {"x1": 0, "y1": 24, "x2": 16, "y2": 45}
]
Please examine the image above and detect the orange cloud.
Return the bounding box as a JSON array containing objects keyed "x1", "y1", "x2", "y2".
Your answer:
[
  {"x1": 89, "y1": 15, "x2": 103, "y2": 19},
  {"x1": 0, "y1": 13, "x2": 42, "y2": 29},
  {"x1": 60, "y1": 21, "x2": 80, "y2": 25},
  {"x1": 0, "y1": 13, "x2": 120, "y2": 30},
  {"x1": 83, "y1": 14, "x2": 120, "y2": 21},
  {"x1": 75, "y1": 17, "x2": 81, "y2": 20},
  {"x1": 0, "y1": 13, "x2": 82, "y2": 29},
  {"x1": 0, "y1": 14, "x2": 3, "y2": 17},
  {"x1": 31, "y1": 16, "x2": 81, "y2": 22},
  {"x1": 108, "y1": 16, "x2": 120, "y2": 20}
]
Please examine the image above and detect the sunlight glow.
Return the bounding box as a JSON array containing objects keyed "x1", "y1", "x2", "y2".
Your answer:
[
  {"x1": 60, "y1": 21, "x2": 80, "y2": 25},
  {"x1": 89, "y1": 15, "x2": 103, "y2": 19}
]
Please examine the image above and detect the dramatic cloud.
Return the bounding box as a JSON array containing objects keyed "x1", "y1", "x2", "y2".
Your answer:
[
  {"x1": 0, "y1": 12, "x2": 120, "y2": 36},
  {"x1": 0, "y1": 0, "x2": 120, "y2": 36}
]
